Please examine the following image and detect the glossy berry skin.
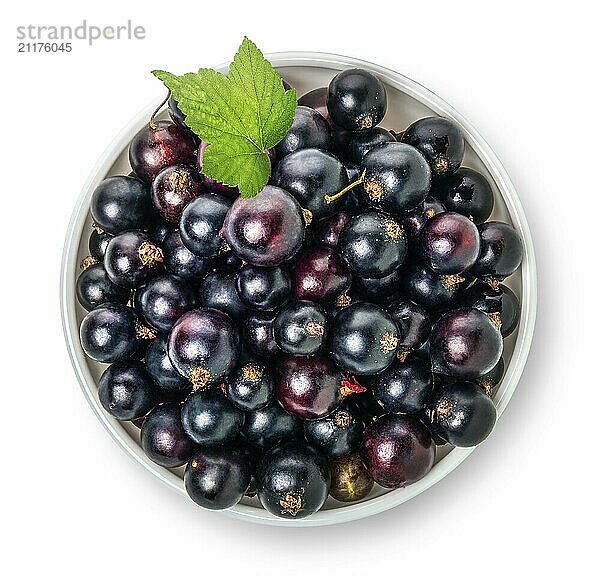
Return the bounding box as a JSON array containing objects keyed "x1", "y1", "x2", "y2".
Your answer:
[
  {"x1": 275, "y1": 106, "x2": 332, "y2": 159},
  {"x1": 475, "y1": 358, "x2": 504, "y2": 397},
  {"x1": 129, "y1": 120, "x2": 196, "y2": 183},
  {"x1": 388, "y1": 300, "x2": 431, "y2": 355},
  {"x1": 162, "y1": 230, "x2": 209, "y2": 281},
  {"x1": 76, "y1": 263, "x2": 129, "y2": 311},
  {"x1": 242, "y1": 311, "x2": 281, "y2": 360},
  {"x1": 147, "y1": 217, "x2": 174, "y2": 245},
  {"x1": 256, "y1": 441, "x2": 330, "y2": 519},
  {"x1": 145, "y1": 336, "x2": 191, "y2": 391},
  {"x1": 274, "y1": 301, "x2": 328, "y2": 356},
  {"x1": 360, "y1": 142, "x2": 431, "y2": 214},
  {"x1": 402, "y1": 117, "x2": 465, "y2": 178},
  {"x1": 366, "y1": 357, "x2": 433, "y2": 414},
  {"x1": 236, "y1": 265, "x2": 290, "y2": 311},
  {"x1": 181, "y1": 388, "x2": 244, "y2": 446},
  {"x1": 277, "y1": 354, "x2": 364, "y2": 419},
  {"x1": 273, "y1": 148, "x2": 347, "y2": 219},
  {"x1": 179, "y1": 193, "x2": 231, "y2": 257},
  {"x1": 462, "y1": 282, "x2": 520, "y2": 337},
  {"x1": 98, "y1": 361, "x2": 158, "y2": 420},
  {"x1": 197, "y1": 272, "x2": 248, "y2": 322},
  {"x1": 430, "y1": 382, "x2": 497, "y2": 447},
  {"x1": 346, "y1": 127, "x2": 395, "y2": 164},
  {"x1": 292, "y1": 245, "x2": 351, "y2": 302},
  {"x1": 225, "y1": 361, "x2": 274, "y2": 411},
  {"x1": 141, "y1": 402, "x2": 195, "y2": 468},
  {"x1": 432, "y1": 168, "x2": 494, "y2": 224},
  {"x1": 104, "y1": 230, "x2": 163, "y2": 289},
  {"x1": 402, "y1": 196, "x2": 446, "y2": 251},
  {"x1": 400, "y1": 261, "x2": 470, "y2": 312},
  {"x1": 242, "y1": 401, "x2": 302, "y2": 448},
  {"x1": 168, "y1": 308, "x2": 241, "y2": 389},
  {"x1": 89, "y1": 229, "x2": 113, "y2": 261},
  {"x1": 420, "y1": 212, "x2": 481, "y2": 274},
  {"x1": 184, "y1": 447, "x2": 251, "y2": 510},
  {"x1": 360, "y1": 414, "x2": 435, "y2": 488},
  {"x1": 303, "y1": 401, "x2": 364, "y2": 458},
  {"x1": 430, "y1": 308, "x2": 503, "y2": 379},
  {"x1": 80, "y1": 304, "x2": 140, "y2": 363},
  {"x1": 327, "y1": 69, "x2": 387, "y2": 131},
  {"x1": 339, "y1": 211, "x2": 407, "y2": 278},
  {"x1": 471, "y1": 221, "x2": 523, "y2": 282},
  {"x1": 329, "y1": 452, "x2": 374, "y2": 502},
  {"x1": 196, "y1": 141, "x2": 240, "y2": 198},
  {"x1": 90, "y1": 176, "x2": 152, "y2": 235},
  {"x1": 297, "y1": 87, "x2": 334, "y2": 126},
  {"x1": 134, "y1": 274, "x2": 195, "y2": 333},
  {"x1": 330, "y1": 303, "x2": 400, "y2": 375},
  {"x1": 222, "y1": 186, "x2": 305, "y2": 267},
  {"x1": 151, "y1": 165, "x2": 202, "y2": 223},
  {"x1": 309, "y1": 211, "x2": 351, "y2": 248},
  {"x1": 353, "y1": 269, "x2": 402, "y2": 304}
]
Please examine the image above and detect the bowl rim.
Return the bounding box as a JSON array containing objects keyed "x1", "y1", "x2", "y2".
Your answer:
[{"x1": 60, "y1": 51, "x2": 537, "y2": 527}]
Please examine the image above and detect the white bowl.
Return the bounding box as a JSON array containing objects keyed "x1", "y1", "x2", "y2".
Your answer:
[{"x1": 60, "y1": 52, "x2": 537, "y2": 527}]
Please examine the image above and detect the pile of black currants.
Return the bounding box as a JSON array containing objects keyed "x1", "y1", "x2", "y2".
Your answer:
[{"x1": 77, "y1": 68, "x2": 523, "y2": 519}]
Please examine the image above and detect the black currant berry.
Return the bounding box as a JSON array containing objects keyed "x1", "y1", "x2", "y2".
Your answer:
[
  {"x1": 471, "y1": 221, "x2": 523, "y2": 284},
  {"x1": 276, "y1": 354, "x2": 365, "y2": 419},
  {"x1": 179, "y1": 193, "x2": 231, "y2": 258},
  {"x1": 222, "y1": 186, "x2": 305, "y2": 267},
  {"x1": 76, "y1": 263, "x2": 129, "y2": 311},
  {"x1": 141, "y1": 402, "x2": 195, "y2": 468},
  {"x1": 256, "y1": 441, "x2": 330, "y2": 519},
  {"x1": 162, "y1": 230, "x2": 209, "y2": 282},
  {"x1": 151, "y1": 165, "x2": 202, "y2": 224},
  {"x1": 134, "y1": 274, "x2": 195, "y2": 333},
  {"x1": 275, "y1": 106, "x2": 332, "y2": 158},
  {"x1": 329, "y1": 452, "x2": 374, "y2": 502},
  {"x1": 225, "y1": 361, "x2": 274, "y2": 411},
  {"x1": 292, "y1": 245, "x2": 351, "y2": 302},
  {"x1": 339, "y1": 211, "x2": 407, "y2": 278},
  {"x1": 365, "y1": 356, "x2": 433, "y2": 414},
  {"x1": 90, "y1": 176, "x2": 152, "y2": 235},
  {"x1": 432, "y1": 168, "x2": 494, "y2": 224},
  {"x1": 430, "y1": 308, "x2": 503, "y2": 379},
  {"x1": 360, "y1": 415, "x2": 435, "y2": 488},
  {"x1": 274, "y1": 301, "x2": 328, "y2": 356},
  {"x1": 89, "y1": 228, "x2": 113, "y2": 261},
  {"x1": 303, "y1": 401, "x2": 364, "y2": 458},
  {"x1": 360, "y1": 142, "x2": 431, "y2": 214},
  {"x1": 309, "y1": 211, "x2": 351, "y2": 248},
  {"x1": 80, "y1": 304, "x2": 142, "y2": 363},
  {"x1": 197, "y1": 271, "x2": 248, "y2": 322},
  {"x1": 430, "y1": 381, "x2": 497, "y2": 447},
  {"x1": 402, "y1": 116, "x2": 465, "y2": 178},
  {"x1": 388, "y1": 299, "x2": 431, "y2": 357},
  {"x1": 129, "y1": 120, "x2": 196, "y2": 183},
  {"x1": 181, "y1": 388, "x2": 244, "y2": 446},
  {"x1": 352, "y1": 269, "x2": 402, "y2": 304},
  {"x1": 475, "y1": 358, "x2": 505, "y2": 397},
  {"x1": 297, "y1": 87, "x2": 333, "y2": 126},
  {"x1": 402, "y1": 196, "x2": 446, "y2": 251},
  {"x1": 236, "y1": 265, "x2": 291, "y2": 312},
  {"x1": 420, "y1": 212, "x2": 481, "y2": 274},
  {"x1": 104, "y1": 230, "x2": 164, "y2": 289},
  {"x1": 98, "y1": 361, "x2": 158, "y2": 421},
  {"x1": 184, "y1": 447, "x2": 251, "y2": 510},
  {"x1": 327, "y1": 69, "x2": 387, "y2": 131},
  {"x1": 273, "y1": 148, "x2": 347, "y2": 219},
  {"x1": 242, "y1": 401, "x2": 302, "y2": 449},
  {"x1": 168, "y1": 308, "x2": 241, "y2": 389},
  {"x1": 330, "y1": 302, "x2": 400, "y2": 375}
]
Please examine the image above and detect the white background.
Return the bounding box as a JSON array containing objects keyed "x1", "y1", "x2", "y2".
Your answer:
[{"x1": 2, "y1": 1, "x2": 597, "y2": 579}]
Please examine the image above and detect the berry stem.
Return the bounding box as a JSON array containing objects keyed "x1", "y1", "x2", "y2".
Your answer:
[
  {"x1": 149, "y1": 91, "x2": 171, "y2": 130},
  {"x1": 325, "y1": 169, "x2": 366, "y2": 204}
]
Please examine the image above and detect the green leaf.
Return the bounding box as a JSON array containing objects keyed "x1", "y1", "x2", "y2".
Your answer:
[{"x1": 152, "y1": 37, "x2": 296, "y2": 198}]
